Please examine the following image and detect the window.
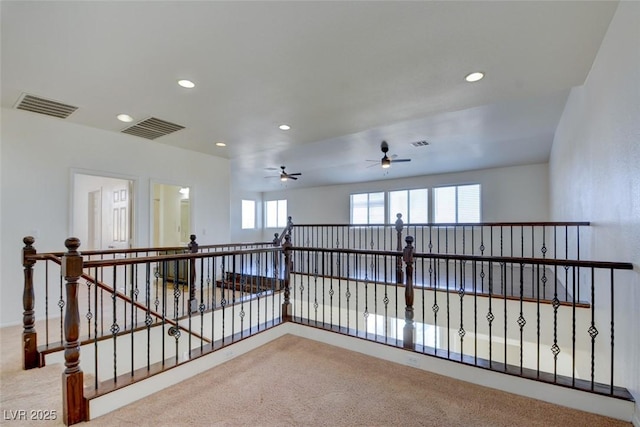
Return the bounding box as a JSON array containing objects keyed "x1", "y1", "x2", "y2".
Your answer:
[
  {"x1": 241, "y1": 200, "x2": 255, "y2": 229},
  {"x1": 388, "y1": 189, "x2": 428, "y2": 223},
  {"x1": 265, "y1": 199, "x2": 287, "y2": 228},
  {"x1": 350, "y1": 192, "x2": 384, "y2": 224},
  {"x1": 433, "y1": 184, "x2": 480, "y2": 223}
]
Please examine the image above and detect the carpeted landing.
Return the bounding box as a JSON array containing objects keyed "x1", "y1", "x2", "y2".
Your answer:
[{"x1": 0, "y1": 324, "x2": 630, "y2": 426}]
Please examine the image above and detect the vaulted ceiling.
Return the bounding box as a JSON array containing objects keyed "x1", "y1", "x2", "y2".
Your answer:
[{"x1": 1, "y1": 1, "x2": 618, "y2": 192}]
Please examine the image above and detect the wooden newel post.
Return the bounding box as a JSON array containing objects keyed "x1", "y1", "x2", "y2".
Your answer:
[
  {"x1": 281, "y1": 234, "x2": 292, "y2": 322},
  {"x1": 22, "y1": 236, "x2": 41, "y2": 369},
  {"x1": 61, "y1": 238, "x2": 87, "y2": 426},
  {"x1": 403, "y1": 235, "x2": 415, "y2": 349},
  {"x1": 188, "y1": 234, "x2": 198, "y2": 313},
  {"x1": 395, "y1": 213, "x2": 404, "y2": 284}
]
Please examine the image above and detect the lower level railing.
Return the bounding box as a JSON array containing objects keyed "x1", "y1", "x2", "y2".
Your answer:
[{"x1": 20, "y1": 235, "x2": 634, "y2": 425}]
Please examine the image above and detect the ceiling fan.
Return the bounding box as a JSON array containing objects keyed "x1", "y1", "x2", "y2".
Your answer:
[
  {"x1": 265, "y1": 166, "x2": 302, "y2": 181},
  {"x1": 367, "y1": 141, "x2": 412, "y2": 168}
]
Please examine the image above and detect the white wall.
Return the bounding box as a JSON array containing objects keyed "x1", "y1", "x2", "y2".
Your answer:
[
  {"x1": 256, "y1": 162, "x2": 549, "y2": 240},
  {"x1": 0, "y1": 108, "x2": 230, "y2": 326},
  {"x1": 549, "y1": 0, "x2": 640, "y2": 418}
]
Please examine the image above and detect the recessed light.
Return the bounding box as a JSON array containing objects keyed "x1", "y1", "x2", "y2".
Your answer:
[
  {"x1": 178, "y1": 79, "x2": 195, "y2": 88},
  {"x1": 215, "y1": 142, "x2": 226, "y2": 147},
  {"x1": 465, "y1": 72, "x2": 484, "y2": 83},
  {"x1": 117, "y1": 114, "x2": 134, "y2": 123},
  {"x1": 279, "y1": 124, "x2": 291, "y2": 131}
]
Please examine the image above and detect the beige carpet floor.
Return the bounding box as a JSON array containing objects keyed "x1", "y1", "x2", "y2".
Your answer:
[{"x1": 0, "y1": 323, "x2": 630, "y2": 426}]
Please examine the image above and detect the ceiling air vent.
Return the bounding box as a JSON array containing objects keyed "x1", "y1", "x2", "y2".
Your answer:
[
  {"x1": 121, "y1": 117, "x2": 185, "y2": 140},
  {"x1": 410, "y1": 140, "x2": 430, "y2": 147},
  {"x1": 14, "y1": 93, "x2": 78, "y2": 119}
]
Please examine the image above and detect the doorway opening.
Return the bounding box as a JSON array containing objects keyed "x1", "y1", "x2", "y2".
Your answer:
[
  {"x1": 72, "y1": 173, "x2": 134, "y2": 251},
  {"x1": 152, "y1": 183, "x2": 191, "y2": 247}
]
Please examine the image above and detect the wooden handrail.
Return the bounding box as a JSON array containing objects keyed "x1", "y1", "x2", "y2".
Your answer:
[
  {"x1": 23, "y1": 241, "x2": 274, "y2": 260},
  {"x1": 82, "y1": 246, "x2": 282, "y2": 269},
  {"x1": 294, "y1": 221, "x2": 591, "y2": 227},
  {"x1": 286, "y1": 246, "x2": 633, "y2": 271}
]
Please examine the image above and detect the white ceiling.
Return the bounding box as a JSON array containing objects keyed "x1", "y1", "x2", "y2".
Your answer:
[{"x1": 1, "y1": 1, "x2": 618, "y2": 192}]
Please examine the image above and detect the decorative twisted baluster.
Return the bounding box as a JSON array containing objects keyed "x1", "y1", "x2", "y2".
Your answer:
[{"x1": 61, "y1": 237, "x2": 86, "y2": 425}]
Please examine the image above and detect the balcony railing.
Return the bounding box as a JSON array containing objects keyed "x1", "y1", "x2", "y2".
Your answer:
[{"x1": 19, "y1": 219, "x2": 634, "y2": 425}]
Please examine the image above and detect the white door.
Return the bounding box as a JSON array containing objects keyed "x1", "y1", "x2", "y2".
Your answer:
[
  {"x1": 105, "y1": 183, "x2": 131, "y2": 250},
  {"x1": 73, "y1": 174, "x2": 134, "y2": 250}
]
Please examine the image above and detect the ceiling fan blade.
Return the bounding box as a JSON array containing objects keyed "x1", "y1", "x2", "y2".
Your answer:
[
  {"x1": 289, "y1": 176, "x2": 298, "y2": 180},
  {"x1": 287, "y1": 172, "x2": 302, "y2": 176},
  {"x1": 264, "y1": 176, "x2": 278, "y2": 179},
  {"x1": 391, "y1": 158, "x2": 411, "y2": 163}
]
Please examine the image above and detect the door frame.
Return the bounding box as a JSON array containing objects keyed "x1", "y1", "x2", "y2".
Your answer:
[
  {"x1": 70, "y1": 168, "x2": 138, "y2": 249},
  {"x1": 149, "y1": 179, "x2": 193, "y2": 248}
]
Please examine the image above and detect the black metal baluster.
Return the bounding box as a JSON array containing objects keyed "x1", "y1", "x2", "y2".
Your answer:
[
  {"x1": 322, "y1": 251, "x2": 326, "y2": 328},
  {"x1": 432, "y1": 255, "x2": 439, "y2": 352},
  {"x1": 86, "y1": 279, "x2": 92, "y2": 338},
  {"x1": 518, "y1": 263, "x2": 526, "y2": 374},
  {"x1": 111, "y1": 265, "x2": 119, "y2": 382},
  {"x1": 572, "y1": 266, "x2": 577, "y2": 386},
  {"x1": 346, "y1": 252, "x2": 351, "y2": 333},
  {"x1": 329, "y1": 252, "x2": 334, "y2": 327},
  {"x1": 375, "y1": 253, "x2": 381, "y2": 340},
  {"x1": 462, "y1": 225, "x2": 466, "y2": 256},
  {"x1": 445, "y1": 258, "x2": 455, "y2": 359},
  {"x1": 577, "y1": 226, "x2": 581, "y2": 302},
  {"x1": 220, "y1": 257, "x2": 226, "y2": 345},
  {"x1": 383, "y1": 256, "x2": 388, "y2": 343},
  {"x1": 503, "y1": 262, "x2": 508, "y2": 371},
  {"x1": 337, "y1": 251, "x2": 341, "y2": 329},
  {"x1": 239, "y1": 254, "x2": 245, "y2": 338},
  {"x1": 364, "y1": 255, "x2": 369, "y2": 338},
  {"x1": 101, "y1": 256, "x2": 105, "y2": 336},
  {"x1": 328, "y1": 251, "x2": 332, "y2": 328},
  {"x1": 487, "y1": 261, "x2": 494, "y2": 369},
  {"x1": 458, "y1": 259, "x2": 465, "y2": 362},
  {"x1": 588, "y1": 267, "x2": 598, "y2": 391},
  {"x1": 551, "y1": 262, "x2": 560, "y2": 382},
  {"x1": 123, "y1": 263, "x2": 128, "y2": 331},
  {"x1": 145, "y1": 263, "x2": 152, "y2": 372},
  {"x1": 231, "y1": 255, "x2": 236, "y2": 340},
  {"x1": 161, "y1": 261, "x2": 167, "y2": 366},
  {"x1": 473, "y1": 260, "x2": 478, "y2": 364},
  {"x1": 609, "y1": 268, "x2": 615, "y2": 396},
  {"x1": 565, "y1": 226, "x2": 569, "y2": 301},
  {"x1": 44, "y1": 260, "x2": 50, "y2": 346},
  {"x1": 199, "y1": 257, "x2": 205, "y2": 349},
  {"x1": 480, "y1": 227, "x2": 485, "y2": 293},
  {"x1": 500, "y1": 226, "x2": 506, "y2": 297},
  {"x1": 130, "y1": 266, "x2": 135, "y2": 375},
  {"x1": 536, "y1": 263, "x2": 541, "y2": 378},
  {"x1": 94, "y1": 266, "x2": 99, "y2": 389}
]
